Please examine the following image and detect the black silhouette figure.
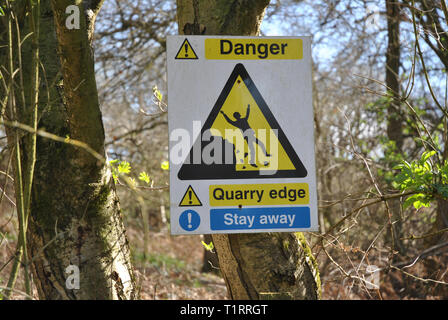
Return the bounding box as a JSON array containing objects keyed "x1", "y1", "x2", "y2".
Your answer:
[{"x1": 220, "y1": 104, "x2": 271, "y2": 167}]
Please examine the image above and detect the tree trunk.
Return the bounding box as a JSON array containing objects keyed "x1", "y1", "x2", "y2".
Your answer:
[
  {"x1": 2, "y1": 1, "x2": 136, "y2": 299},
  {"x1": 385, "y1": 0, "x2": 404, "y2": 257},
  {"x1": 385, "y1": 0, "x2": 403, "y2": 150},
  {"x1": 176, "y1": 0, "x2": 321, "y2": 300}
]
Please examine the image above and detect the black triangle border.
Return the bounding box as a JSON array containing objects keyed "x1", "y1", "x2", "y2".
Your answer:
[
  {"x1": 178, "y1": 63, "x2": 307, "y2": 180},
  {"x1": 175, "y1": 38, "x2": 199, "y2": 60}
]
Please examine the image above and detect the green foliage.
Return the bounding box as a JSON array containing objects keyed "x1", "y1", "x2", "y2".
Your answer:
[
  {"x1": 134, "y1": 251, "x2": 186, "y2": 271},
  {"x1": 192, "y1": 279, "x2": 203, "y2": 288},
  {"x1": 365, "y1": 96, "x2": 392, "y2": 123},
  {"x1": 161, "y1": 160, "x2": 169, "y2": 170},
  {"x1": 109, "y1": 159, "x2": 121, "y2": 183},
  {"x1": 109, "y1": 159, "x2": 152, "y2": 188},
  {"x1": 138, "y1": 171, "x2": 150, "y2": 184},
  {"x1": 118, "y1": 160, "x2": 131, "y2": 174},
  {"x1": 378, "y1": 139, "x2": 405, "y2": 183},
  {"x1": 152, "y1": 85, "x2": 163, "y2": 102},
  {"x1": 393, "y1": 150, "x2": 448, "y2": 209},
  {"x1": 201, "y1": 241, "x2": 214, "y2": 252}
]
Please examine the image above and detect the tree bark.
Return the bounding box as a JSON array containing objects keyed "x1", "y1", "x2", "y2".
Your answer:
[
  {"x1": 176, "y1": 0, "x2": 321, "y2": 300},
  {"x1": 1, "y1": 1, "x2": 136, "y2": 299},
  {"x1": 385, "y1": 0, "x2": 403, "y2": 151},
  {"x1": 385, "y1": 0, "x2": 404, "y2": 257}
]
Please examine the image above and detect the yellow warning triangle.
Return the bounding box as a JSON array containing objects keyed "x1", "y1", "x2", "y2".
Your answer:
[
  {"x1": 175, "y1": 38, "x2": 198, "y2": 60},
  {"x1": 209, "y1": 73, "x2": 294, "y2": 172},
  {"x1": 179, "y1": 185, "x2": 202, "y2": 206},
  {"x1": 178, "y1": 63, "x2": 307, "y2": 180}
]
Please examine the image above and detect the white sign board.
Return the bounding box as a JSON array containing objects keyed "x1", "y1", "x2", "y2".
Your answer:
[{"x1": 167, "y1": 36, "x2": 318, "y2": 235}]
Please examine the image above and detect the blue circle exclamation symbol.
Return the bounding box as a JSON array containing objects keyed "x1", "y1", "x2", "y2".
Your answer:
[
  {"x1": 179, "y1": 210, "x2": 200, "y2": 231},
  {"x1": 187, "y1": 211, "x2": 192, "y2": 229}
]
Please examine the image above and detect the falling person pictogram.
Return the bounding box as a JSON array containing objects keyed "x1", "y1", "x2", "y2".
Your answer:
[{"x1": 220, "y1": 104, "x2": 271, "y2": 167}]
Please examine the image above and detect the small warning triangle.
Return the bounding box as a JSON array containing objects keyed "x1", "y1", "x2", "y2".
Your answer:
[
  {"x1": 178, "y1": 63, "x2": 307, "y2": 180},
  {"x1": 175, "y1": 38, "x2": 198, "y2": 60},
  {"x1": 179, "y1": 185, "x2": 202, "y2": 206}
]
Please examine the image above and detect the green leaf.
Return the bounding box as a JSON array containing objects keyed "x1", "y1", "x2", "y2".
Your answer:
[
  {"x1": 118, "y1": 161, "x2": 131, "y2": 174},
  {"x1": 436, "y1": 184, "x2": 448, "y2": 199},
  {"x1": 138, "y1": 171, "x2": 150, "y2": 184},
  {"x1": 201, "y1": 241, "x2": 214, "y2": 252},
  {"x1": 421, "y1": 150, "x2": 436, "y2": 164},
  {"x1": 403, "y1": 193, "x2": 432, "y2": 209},
  {"x1": 161, "y1": 161, "x2": 169, "y2": 170},
  {"x1": 403, "y1": 193, "x2": 423, "y2": 209},
  {"x1": 413, "y1": 200, "x2": 430, "y2": 209},
  {"x1": 153, "y1": 85, "x2": 163, "y2": 101}
]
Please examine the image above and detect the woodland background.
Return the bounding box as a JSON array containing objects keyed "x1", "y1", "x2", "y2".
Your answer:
[{"x1": 1, "y1": 0, "x2": 448, "y2": 299}]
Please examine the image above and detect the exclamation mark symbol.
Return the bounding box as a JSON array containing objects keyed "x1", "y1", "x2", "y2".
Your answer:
[
  {"x1": 187, "y1": 212, "x2": 192, "y2": 229},
  {"x1": 188, "y1": 189, "x2": 192, "y2": 205},
  {"x1": 185, "y1": 43, "x2": 189, "y2": 57}
]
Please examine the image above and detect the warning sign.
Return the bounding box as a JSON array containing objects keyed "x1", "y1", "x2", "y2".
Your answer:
[
  {"x1": 210, "y1": 207, "x2": 310, "y2": 231},
  {"x1": 209, "y1": 183, "x2": 309, "y2": 206},
  {"x1": 175, "y1": 38, "x2": 198, "y2": 60},
  {"x1": 179, "y1": 185, "x2": 202, "y2": 207},
  {"x1": 205, "y1": 38, "x2": 303, "y2": 60},
  {"x1": 167, "y1": 36, "x2": 318, "y2": 235},
  {"x1": 177, "y1": 63, "x2": 307, "y2": 180}
]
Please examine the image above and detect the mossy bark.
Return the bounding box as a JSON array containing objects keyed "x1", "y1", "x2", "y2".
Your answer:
[
  {"x1": 176, "y1": 0, "x2": 321, "y2": 300},
  {"x1": 213, "y1": 233, "x2": 320, "y2": 300},
  {"x1": 177, "y1": 0, "x2": 269, "y2": 36},
  {"x1": 0, "y1": 1, "x2": 136, "y2": 299}
]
